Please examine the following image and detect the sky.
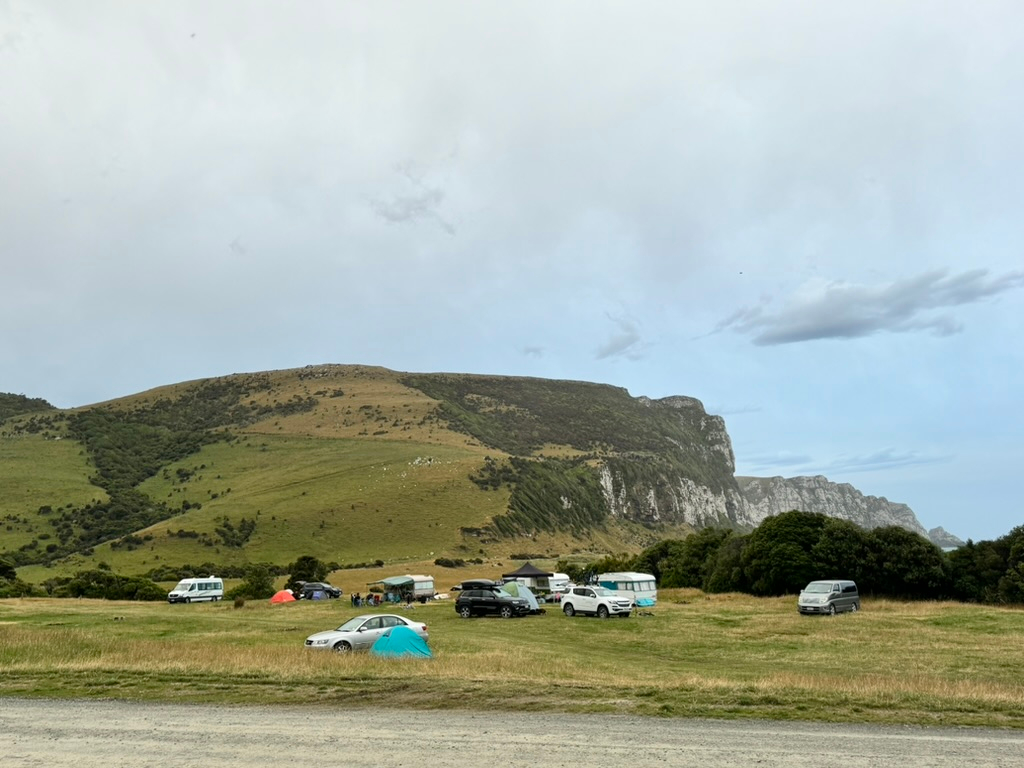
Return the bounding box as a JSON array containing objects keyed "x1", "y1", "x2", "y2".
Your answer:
[{"x1": 2, "y1": 1, "x2": 1022, "y2": 542}]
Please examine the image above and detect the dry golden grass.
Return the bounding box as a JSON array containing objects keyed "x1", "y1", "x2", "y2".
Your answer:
[{"x1": 2, "y1": 593, "x2": 1023, "y2": 726}]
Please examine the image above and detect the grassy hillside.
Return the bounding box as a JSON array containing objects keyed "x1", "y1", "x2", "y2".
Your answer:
[
  {"x1": 0, "y1": 436, "x2": 108, "y2": 553},
  {"x1": 3, "y1": 365, "x2": 724, "y2": 582}
]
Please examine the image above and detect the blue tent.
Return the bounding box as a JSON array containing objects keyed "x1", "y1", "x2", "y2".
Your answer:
[{"x1": 370, "y1": 625, "x2": 432, "y2": 659}]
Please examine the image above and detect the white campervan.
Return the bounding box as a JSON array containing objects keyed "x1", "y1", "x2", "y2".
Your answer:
[
  {"x1": 167, "y1": 576, "x2": 224, "y2": 604},
  {"x1": 597, "y1": 572, "x2": 658, "y2": 607}
]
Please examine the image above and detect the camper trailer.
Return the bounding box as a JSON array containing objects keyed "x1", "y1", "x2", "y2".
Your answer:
[
  {"x1": 548, "y1": 572, "x2": 571, "y2": 592},
  {"x1": 597, "y1": 572, "x2": 657, "y2": 607},
  {"x1": 167, "y1": 576, "x2": 224, "y2": 604},
  {"x1": 409, "y1": 575, "x2": 435, "y2": 602}
]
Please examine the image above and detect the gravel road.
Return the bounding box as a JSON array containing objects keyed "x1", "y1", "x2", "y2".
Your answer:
[{"x1": 2, "y1": 698, "x2": 1022, "y2": 768}]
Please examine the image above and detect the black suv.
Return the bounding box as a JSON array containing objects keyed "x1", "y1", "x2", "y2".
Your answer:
[
  {"x1": 455, "y1": 586, "x2": 530, "y2": 618},
  {"x1": 297, "y1": 582, "x2": 342, "y2": 599}
]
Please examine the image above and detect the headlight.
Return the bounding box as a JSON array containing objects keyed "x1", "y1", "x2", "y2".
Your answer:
[{"x1": 311, "y1": 639, "x2": 329, "y2": 645}]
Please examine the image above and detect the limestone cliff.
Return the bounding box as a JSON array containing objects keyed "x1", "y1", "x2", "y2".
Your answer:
[
  {"x1": 733, "y1": 475, "x2": 928, "y2": 535},
  {"x1": 595, "y1": 395, "x2": 943, "y2": 541}
]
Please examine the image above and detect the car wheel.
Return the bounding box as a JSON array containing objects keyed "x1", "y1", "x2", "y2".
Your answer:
[
  {"x1": 597, "y1": 605, "x2": 610, "y2": 619},
  {"x1": 333, "y1": 641, "x2": 352, "y2": 653},
  {"x1": 562, "y1": 603, "x2": 575, "y2": 617},
  {"x1": 500, "y1": 605, "x2": 514, "y2": 619},
  {"x1": 459, "y1": 605, "x2": 473, "y2": 618},
  {"x1": 184, "y1": 597, "x2": 191, "y2": 604},
  {"x1": 851, "y1": 602, "x2": 859, "y2": 613},
  {"x1": 828, "y1": 604, "x2": 837, "y2": 616}
]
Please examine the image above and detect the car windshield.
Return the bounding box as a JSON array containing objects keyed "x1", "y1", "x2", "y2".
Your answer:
[
  {"x1": 171, "y1": 581, "x2": 190, "y2": 592},
  {"x1": 594, "y1": 588, "x2": 617, "y2": 597},
  {"x1": 335, "y1": 617, "x2": 368, "y2": 631},
  {"x1": 804, "y1": 583, "x2": 833, "y2": 593},
  {"x1": 493, "y1": 589, "x2": 513, "y2": 598}
]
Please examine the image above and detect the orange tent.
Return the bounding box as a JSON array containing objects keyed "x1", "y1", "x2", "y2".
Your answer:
[{"x1": 270, "y1": 589, "x2": 296, "y2": 604}]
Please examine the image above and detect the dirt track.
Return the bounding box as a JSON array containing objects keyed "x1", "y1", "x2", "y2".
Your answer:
[{"x1": 3, "y1": 698, "x2": 1023, "y2": 767}]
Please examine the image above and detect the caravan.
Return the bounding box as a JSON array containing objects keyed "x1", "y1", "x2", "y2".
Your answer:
[
  {"x1": 597, "y1": 572, "x2": 658, "y2": 608},
  {"x1": 167, "y1": 576, "x2": 224, "y2": 604}
]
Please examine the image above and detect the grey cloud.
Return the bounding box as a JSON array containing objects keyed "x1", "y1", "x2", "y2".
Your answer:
[
  {"x1": 521, "y1": 346, "x2": 544, "y2": 358},
  {"x1": 595, "y1": 316, "x2": 645, "y2": 360},
  {"x1": 719, "y1": 269, "x2": 1024, "y2": 345},
  {"x1": 371, "y1": 165, "x2": 455, "y2": 236}
]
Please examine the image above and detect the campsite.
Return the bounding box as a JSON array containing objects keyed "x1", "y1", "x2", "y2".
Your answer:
[{"x1": 1, "y1": 587, "x2": 1022, "y2": 728}]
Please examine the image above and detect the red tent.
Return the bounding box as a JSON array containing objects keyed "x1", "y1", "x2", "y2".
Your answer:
[{"x1": 270, "y1": 589, "x2": 296, "y2": 604}]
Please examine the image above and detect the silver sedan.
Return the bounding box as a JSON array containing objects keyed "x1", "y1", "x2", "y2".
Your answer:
[{"x1": 304, "y1": 613, "x2": 428, "y2": 652}]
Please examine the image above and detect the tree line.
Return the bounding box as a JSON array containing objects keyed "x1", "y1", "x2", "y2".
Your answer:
[{"x1": 561, "y1": 510, "x2": 1024, "y2": 605}]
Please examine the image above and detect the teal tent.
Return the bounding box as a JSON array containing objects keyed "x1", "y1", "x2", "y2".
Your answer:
[{"x1": 370, "y1": 625, "x2": 432, "y2": 658}]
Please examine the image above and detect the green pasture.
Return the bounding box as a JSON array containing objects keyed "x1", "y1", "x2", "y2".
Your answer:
[
  {"x1": 1, "y1": 591, "x2": 1021, "y2": 727},
  {"x1": 0, "y1": 436, "x2": 107, "y2": 551},
  {"x1": 19, "y1": 435, "x2": 508, "y2": 579}
]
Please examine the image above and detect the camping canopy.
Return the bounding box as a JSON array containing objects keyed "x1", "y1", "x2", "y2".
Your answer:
[
  {"x1": 501, "y1": 562, "x2": 553, "y2": 579},
  {"x1": 269, "y1": 590, "x2": 295, "y2": 603},
  {"x1": 370, "y1": 625, "x2": 432, "y2": 658},
  {"x1": 500, "y1": 581, "x2": 540, "y2": 612}
]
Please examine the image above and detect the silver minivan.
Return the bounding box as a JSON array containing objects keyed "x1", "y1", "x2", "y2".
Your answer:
[{"x1": 797, "y1": 580, "x2": 860, "y2": 615}]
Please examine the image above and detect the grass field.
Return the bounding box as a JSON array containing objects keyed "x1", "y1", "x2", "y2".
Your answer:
[{"x1": 2, "y1": 591, "x2": 1021, "y2": 728}]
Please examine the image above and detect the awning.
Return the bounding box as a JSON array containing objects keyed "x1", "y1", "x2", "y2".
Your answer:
[{"x1": 367, "y1": 576, "x2": 414, "y2": 588}]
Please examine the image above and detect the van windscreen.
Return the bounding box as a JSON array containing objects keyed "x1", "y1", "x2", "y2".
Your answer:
[{"x1": 803, "y1": 583, "x2": 833, "y2": 593}]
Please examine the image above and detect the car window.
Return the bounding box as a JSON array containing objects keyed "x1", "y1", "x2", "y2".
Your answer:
[{"x1": 362, "y1": 617, "x2": 383, "y2": 630}]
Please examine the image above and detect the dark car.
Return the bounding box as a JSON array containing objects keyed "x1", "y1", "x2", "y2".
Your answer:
[
  {"x1": 455, "y1": 586, "x2": 530, "y2": 618},
  {"x1": 297, "y1": 581, "x2": 342, "y2": 599}
]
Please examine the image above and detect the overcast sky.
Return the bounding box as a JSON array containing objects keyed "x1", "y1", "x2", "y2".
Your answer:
[{"x1": 3, "y1": 1, "x2": 1022, "y2": 541}]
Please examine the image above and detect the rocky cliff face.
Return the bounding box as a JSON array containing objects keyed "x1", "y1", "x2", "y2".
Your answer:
[
  {"x1": 735, "y1": 475, "x2": 928, "y2": 536},
  {"x1": 598, "y1": 395, "x2": 759, "y2": 530},
  {"x1": 595, "y1": 394, "x2": 943, "y2": 541}
]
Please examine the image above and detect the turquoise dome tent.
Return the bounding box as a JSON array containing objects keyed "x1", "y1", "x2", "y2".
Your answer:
[{"x1": 370, "y1": 625, "x2": 432, "y2": 658}]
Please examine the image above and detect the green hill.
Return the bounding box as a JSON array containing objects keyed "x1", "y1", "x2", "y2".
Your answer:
[{"x1": 3, "y1": 365, "x2": 730, "y2": 581}]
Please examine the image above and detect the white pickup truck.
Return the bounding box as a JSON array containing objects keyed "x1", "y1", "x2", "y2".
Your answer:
[{"x1": 560, "y1": 586, "x2": 633, "y2": 618}]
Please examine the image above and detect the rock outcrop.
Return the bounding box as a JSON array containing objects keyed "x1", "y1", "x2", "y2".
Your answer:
[
  {"x1": 928, "y1": 526, "x2": 966, "y2": 549},
  {"x1": 734, "y1": 475, "x2": 928, "y2": 535}
]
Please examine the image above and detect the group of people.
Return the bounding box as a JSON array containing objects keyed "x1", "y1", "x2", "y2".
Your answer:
[
  {"x1": 350, "y1": 591, "x2": 414, "y2": 607},
  {"x1": 350, "y1": 591, "x2": 381, "y2": 607}
]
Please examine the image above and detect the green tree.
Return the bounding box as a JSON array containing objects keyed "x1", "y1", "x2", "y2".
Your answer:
[
  {"x1": 704, "y1": 533, "x2": 749, "y2": 593},
  {"x1": 284, "y1": 555, "x2": 329, "y2": 593},
  {"x1": 864, "y1": 526, "x2": 949, "y2": 599},
  {"x1": 228, "y1": 565, "x2": 276, "y2": 600},
  {"x1": 947, "y1": 539, "x2": 1006, "y2": 603},
  {"x1": 741, "y1": 510, "x2": 828, "y2": 596},
  {"x1": 632, "y1": 539, "x2": 686, "y2": 586},
  {"x1": 664, "y1": 527, "x2": 733, "y2": 589},
  {"x1": 811, "y1": 518, "x2": 870, "y2": 584}
]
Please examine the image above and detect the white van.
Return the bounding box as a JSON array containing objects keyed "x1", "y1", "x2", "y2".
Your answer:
[
  {"x1": 167, "y1": 576, "x2": 224, "y2": 604},
  {"x1": 597, "y1": 571, "x2": 658, "y2": 607}
]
